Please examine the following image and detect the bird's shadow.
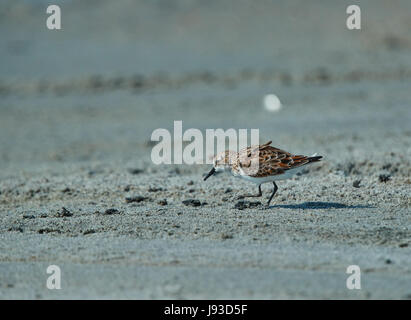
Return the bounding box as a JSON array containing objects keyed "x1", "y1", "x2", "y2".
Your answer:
[{"x1": 269, "y1": 201, "x2": 373, "y2": 210}]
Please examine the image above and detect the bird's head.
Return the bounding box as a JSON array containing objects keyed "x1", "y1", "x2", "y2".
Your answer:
[{"x1": 203, "y1": 150, "x2": 237, "y2": 181}]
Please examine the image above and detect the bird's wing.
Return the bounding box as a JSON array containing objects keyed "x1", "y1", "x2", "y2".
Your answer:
[{"x1": 237, "y1": 142, "x2": 312, "y2": 177}]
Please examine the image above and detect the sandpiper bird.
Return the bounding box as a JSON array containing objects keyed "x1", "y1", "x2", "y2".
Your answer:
[{"x1": 203, "y1": 141, "x2": 322, "y2": 206}]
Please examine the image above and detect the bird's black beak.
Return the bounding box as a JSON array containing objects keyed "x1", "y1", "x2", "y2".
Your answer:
[{"x1": 203, "y1": 167, "x2": 216, "y2": 181}]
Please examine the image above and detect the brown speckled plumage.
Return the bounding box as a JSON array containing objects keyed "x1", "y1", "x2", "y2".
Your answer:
[{"x1": 228, "y1": 141, "x2": 321, "y2": 178}]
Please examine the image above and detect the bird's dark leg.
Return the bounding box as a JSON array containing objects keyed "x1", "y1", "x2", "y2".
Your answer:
[
  {"x1": 267, "y1": 182, "x2": 278, "y2": 207},
  {"x1": 239, "y1": 185, "x2": 262, "y2": 199}
]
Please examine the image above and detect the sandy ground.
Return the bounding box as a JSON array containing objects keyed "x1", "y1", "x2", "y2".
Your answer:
[{"x1": 1, "y1": 0, "x2": 411, "y2": 299}]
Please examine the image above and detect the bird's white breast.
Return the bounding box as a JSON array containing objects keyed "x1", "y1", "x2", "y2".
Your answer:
[{"x1": 234, "y1": 166, "x2": 305, "y2": 184}]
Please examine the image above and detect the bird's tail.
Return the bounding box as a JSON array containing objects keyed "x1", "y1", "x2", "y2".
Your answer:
[{"x1": 307, "y1": 154, "x2": 322, "y2": 162}]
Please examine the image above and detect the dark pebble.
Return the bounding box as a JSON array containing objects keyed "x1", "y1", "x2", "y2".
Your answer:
[
  {"x1": 56, "y1": 207, "x2": 73, "y2": 217},
  {"x1": 38, "y1": 228, "x2": 60, "y2": 234},
  {"x1": 103, "y1": 208, "x2": 121, "y2": 215},
  {"x1": 379, "y1": 174, "x2": 391, "y2": 183},
  {"x1": 182, "y1": 199, "x2": 201, "y2": 207},
  {"x1": 353, "y1": 180, "x2": 361, "y2": 188}
]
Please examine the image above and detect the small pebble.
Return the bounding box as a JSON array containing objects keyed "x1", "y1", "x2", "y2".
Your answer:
[
  {"x1": 56, "y1": 207, "x2": 73, "y2": 217},
  {"x1": 182, "y1": 199, "x2": 201, "y2": 207},
  {"x1": 103, "y1": 208, "x2": 120, "y2": 215}
]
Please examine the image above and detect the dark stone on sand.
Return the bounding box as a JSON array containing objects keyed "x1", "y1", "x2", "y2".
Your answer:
[
  {"x1": 182, "y1": 199, "x2": 201, "y2": 207},
  {"x1": 379, "y1": 174, "x2": 391, "y2": 183},
  {"x1": 38, "y1": 228, "x2": 60, "y2": 234},
  {"x1": 158, "y1": 199, "x2": 168, "y2": 206},
  {"x1": 103, "y1": 208, "x2": 121, "y2": 215},
  {"x1": 56, "y1": 207, "x2": 73, "y2": 217},
  {"x1": 353, "y1": 180, "x2": 361, "y2": 188}
]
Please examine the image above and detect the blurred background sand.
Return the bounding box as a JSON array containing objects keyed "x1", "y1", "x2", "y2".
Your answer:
[{"x1": 0, "y1": 0, "x2": 410, "y2": 299}]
